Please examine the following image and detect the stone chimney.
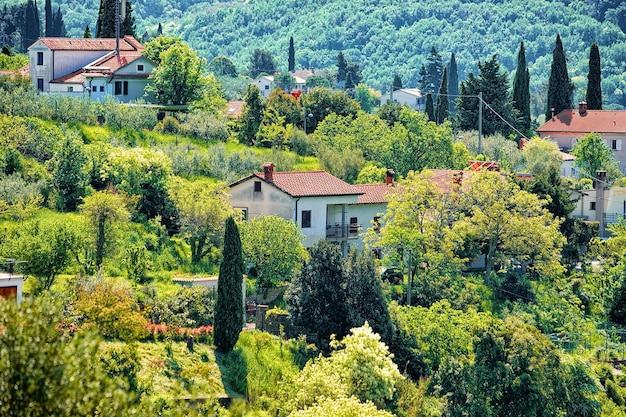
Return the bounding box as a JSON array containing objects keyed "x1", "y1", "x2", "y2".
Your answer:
[
  {"x1": 579, "y1": 101, "x2": 588, "y2": 116},
  {"x1": 386, "y1": 169, "x2": 395, "y2": 185},
  {"x1": 263, "y1": 162, "x2": 275, "y2": 182}
]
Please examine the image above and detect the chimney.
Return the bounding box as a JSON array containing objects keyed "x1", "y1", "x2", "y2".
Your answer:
[
  {"x1": 579, "y1": 101, "x2": 588, "y2": 116},
  {"x1": 386, "y1": 169, "x2": 395, "y2": 185},
  {"x1": 551, "y1": 108, "x2": 555, "y2": 120},
  {"x1": 263, "y1": 162, "x2": 275, "y2": 182}
]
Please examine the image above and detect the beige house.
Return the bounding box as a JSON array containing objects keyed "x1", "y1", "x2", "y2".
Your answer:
[
  {"x1": 380, "y1": 88, "x2": 424, "y2": 110},
  {"x1": 28, "y1": 36, "x2": 156, "y2": 103},
  {"x1": 537, "y1": 102, "x2": 626, "y2": 174}
]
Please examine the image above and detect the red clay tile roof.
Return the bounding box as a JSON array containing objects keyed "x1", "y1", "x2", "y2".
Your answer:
[
  {"x1": 246, "y1": 171, "x2": 363, "y2": 197},
  {"x1": 426, "y1": 169, "x2": 470, "y2": 193},
  {"x1": 353, "y1": 183, "x2": 396, "y2": 204},
  {"x1": 50, "y1": 51, "x2": 149, "y2": 83},
  {"x1": 537, "y1": 109, "x2": 626, "y2": 135},
  {"x1": 36, "y1": 36, "x2": 143, "y2": 52},
  {"x1": 225, "y1": 100, "x2": 244, "y2": 119}
]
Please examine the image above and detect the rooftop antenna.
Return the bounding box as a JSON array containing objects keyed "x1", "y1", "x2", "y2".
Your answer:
[{"x1": 115, "y1": 0, "x2": 126, "y2": 54}]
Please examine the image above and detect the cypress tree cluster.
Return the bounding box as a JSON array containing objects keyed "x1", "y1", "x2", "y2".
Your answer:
[
  {"x1": 214, "y1": 217, "x2": 244, "y2": 354},
  {"x1": 447, "y1": 53, "x2": 459, "y2": 115},
  {"x1": 435, "y1": 66, "x2": 450, "y2": 124}
]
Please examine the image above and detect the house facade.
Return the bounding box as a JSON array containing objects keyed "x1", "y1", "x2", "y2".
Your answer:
[
  {"x1": 537, "y1": 102, "x2": 626, "y2": 174},
  {"x1": 380, "y1": 88, "x2": 424, "y2": 110},
  {"x1": 0, "y1": 261, "x2": 26, "y2": 304},
  {"x1": 229, "y1": 164, "x2": 396, "y2": 253},
  {"x1": 252, "y1": 68, "x2": 326, "y2": 98},
  {"x1": 27, "y1": 36, "x2": 155, "y2": 103}
]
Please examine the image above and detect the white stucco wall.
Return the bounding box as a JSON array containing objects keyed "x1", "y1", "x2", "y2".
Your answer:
[{"x1": 0, "y1": 274, "x2": 25, "y2": 304}]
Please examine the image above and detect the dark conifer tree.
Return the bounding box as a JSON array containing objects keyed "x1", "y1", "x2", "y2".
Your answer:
[
  {"x1": 97, "y1": 0, "x2": 135, "y2": 38},
  {"x1": 45, "y1": 0, "x2": 52, "y2": 36},
  {"x1": 436, "y1": 66, "x2": 449, "y2": 124},
  {"x1": 52, "y1": 7, "x2": 66, "y2": 37},
  {"x1": 419, "y1": 46, "x2": 443, "y2": 94},
  {"x1": 238, "y1": 84, "x2": 264, "y2": 145},
  {"x1": 512, "y1": 41, "x2": 531, "y2": 135},
  {"x1": 345, "y1": 71, "x2": 355, "y2": 91},
  {"x1": 392, "y1": 73, "x2": 403, "y2": 90},
  {"x1": 157, "y1": 22, "x2": 163, "y2": 35},
  {"x1": 425, "y1": 93, "x2": 435, "y2": 122},
  {"x1": 448, "y1": 53, "x2": 459, "y2": 115},
  {"x1": 288, "y1": 36, "x2": 295, "y2": 72},
  {"x1": 336, "y1": 51, "x2": 348, "y2": 83},
  {"x1": 546, "y1": 34, "x2": 574, "y2": 120},
  {"x1": 121, "y1": 1, "x2": 135, "y2": 37},
  {"x1": 84, "y1": 25, "x2": 92, "y2": 38},
  {"x1": 214, "y1": 217, "x2": 244, "y2": 354},
  {"x1": 23, "y1": 0, "x2": 41, "y2": 50},
  {"x1": 586, "y1": 42, "x2": 602, "y2": 110}
]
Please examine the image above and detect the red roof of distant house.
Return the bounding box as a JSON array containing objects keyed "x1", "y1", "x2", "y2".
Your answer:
[
  {"x1": 468, "y1": 160, "x2": 500, "y2": 172},
  {"x1": 231, "y1": 170, "x2": 363, "y2": 198},
  {"x1": 353, "y1": 183, "x2": 396, "y2": 204},
  {"x1": 35, "y1": 36, "x2": 144, "y2": 52},
  {"x1": 225, "y1": 100, "x2": 244, "y2": 119},
  {"x1": 426, "y1": 169, "x2": 469, "y2": 193},
  {"x1": 537, "y1": 109, "x2": 626, "y2": 135}
]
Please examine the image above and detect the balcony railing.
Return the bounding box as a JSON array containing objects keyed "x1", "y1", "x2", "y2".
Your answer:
[
  {"x1": 604, "y1": 213, "x2": 626, "y2": 224},
  {"x1": 326, "y1": 224, "x2": 360, "y2": 239}
]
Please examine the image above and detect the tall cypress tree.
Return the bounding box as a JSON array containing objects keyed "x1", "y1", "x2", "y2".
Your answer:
[
  {"x1": 288, "y1": 36, "x2": 295, "y2": 72},
  {"x1": 448, "y1": 53, "x2": 459, "y2": 115},
  {"x1": 436, "y1": 66, "x2": 449, "y2": 124},
  {"x1": 392, "y1": 73, "x2": 403, "y2": 90},
  {"x1": 586, "y1": 42, "x2": 602, "y2": 110},
  {"x1": 512, "y1": 41, "x2": 531, "y2": 134},
  {"x1": 97, "y1": 0, "x2": 135, "y2": 38},
  {"x1": 45, "y1": 0, "x2": 52, "y2": 36},
  {"x1": 214, "y1": 217, "x2": 244, "y2": 354},
  {"x1": 52, "y1": 7, "x2": 66, "y2": 37},
  {"x1": 84, "y1": 25, "x2": 92, "y2": 38},
  {"x1": 336, "y1": 52, "x2": 348, "y2": 83},
  {"x1": 418, "y1": 46, "x2": 443, "y2": 94},
  {"x1": 425, "y1": 93, "x2": 435, "y2": 122},
  {"x1": 546, "y1": 34, "x2": 574, "y2": 120}
]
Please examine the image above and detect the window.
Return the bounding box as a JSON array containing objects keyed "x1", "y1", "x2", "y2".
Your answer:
[
  {"x1": 235, "y1": 207, "x2": 248, "y2": 221},
  {"x1": 254, "y1": 181, "x2": 262, "y2": 192},
  {"x1": 99, "y1": 86, "x2": 104, "y2": 92},
  {"x1": 37, "y1": 52, "x2": 43, "y2": 65},
  {"x1": 590, "y1": 202, "x2": 596, "y2": 210},
  {"x1": 349, "y1": 217, "x2": 358, "y2": 234},
  {"x1": 613, "y1": 140, "x2": 622, "y2": 151},
  {"x1": 114, "y1": 81, "x2": 129, "y2": 95},
  {"x1": 137, "y1": 64, "x2": 144, "y2": 72},
  {"x1": 37, "y1": 78, "x2": 44, "y2": 91},
  {"x1": 264, "y1": 85, "x2": 269, "y2": 90},
  {"x1": 67, "y1": 86, "x2": 73, "y2": 92},
  {"x1": 301, "y1": 210, "x2": 311, "y2": 228}
]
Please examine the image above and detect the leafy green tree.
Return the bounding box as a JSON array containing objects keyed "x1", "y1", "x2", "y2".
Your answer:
[
  {"x1": 456, "y1": 54, "x2": 516, "y2": 136},
  {"x1": 169, "y1": 178, "x2": 231, "y2": 266},
  {"x1": 2, "y1": 147, "x2": 22, "y2": 175},
  {"x1": 208, "y1": 55, "x2": 238, "y2": 77},
  {"x1": 239, "y1": 215, "x2": 307, "y2": 288},
  {"x1": 274, "y1": 72, "x2": 296, "y2": 92},
  {"x1": 425, "y1": 93, "x2": 434, "y2": 122},
  {"x1": 52, "y1": 137, "x2": 87, "y2": 212},
  {"x1": 249, "y1": 49, "x2": 276, "y2": 78},
  {"x1": 571, "y1": 132, "x2": 622, "y2": 181},
  {"x1": 238, "y1": 84, "x2": 265, "y2": 145},
  {"x1": 288, "y1": 396, "x2": 394, "y2": 417},
  {"x1": 354, "y1": 83, "x2": 374, "y2": 113},
  {"x1": 288, "y1": 36, "x2": 295, "y2": 72},
  {"x1": 214, "y1": 216, "x2": 244, "y2": 353},
  {"x1": 291, "y1": 323, "x2": 402, "y2": 411},
  {"x1": 287, "y1": 240, "x2": 351, "y2": 345},
  {"x1": 522, "y1": 136, "x2": 563, "y2": 176},
  {"x1": 377, "y1": 101, "x2": 403, "y2": 127},
  {"x1": 512, "y1": 41, "x2": 531, "y2": 135},
  {"x1": 452, "y1": 171, "x2": 565, "y2": 281},
  {"x1": 148, "y1": 42, "x2": 211, "y2": 106},
  {"x1": 546, "y1": 34, "x2": 574, "y2": 121},
  {"x1": 586, "y1": 42, "x2": 602, "y2": 110},
  {"x1": 305, "y1": 75, "x2": 330, "y2": 89},
  {"x1": 299, "y1": 87, "x2": 360, "y2": 133},
  {"x1": 318, "y1": 147, "x2": 366, "y2": 184},
  {"x1": 435, "y1": 67, "x2": 449, "y2": 124},
  {"x1": 80, "y1": 191, "x2": 130, "y2": 270},
  {"x1": 418, "y1": 46, "x2": 443, "y2": 94},
  {"x1": 143, "y1": 36, "x2": 182, "y2": 65},
  {"x1": 448, "y1": 53, "x2": 459, "y2": 115},
  {"x1": 0, "y1": 296, "x2": 138, "y2": 416},
  {"x1": 7, "y1": 217, "x2": 82, "y2": 292},
  {"x1": 264, "y1": 87, "x2": 301, "y2": 126}
]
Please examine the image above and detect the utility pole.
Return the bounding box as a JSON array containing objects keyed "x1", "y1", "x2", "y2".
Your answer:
[{"x1": 478, "y1": 91, "x2": 483, "y2": 155}]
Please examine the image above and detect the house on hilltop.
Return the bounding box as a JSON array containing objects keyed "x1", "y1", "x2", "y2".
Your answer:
[
  {"x1": 380, "y1": 88, "x2": 424, "y2": 110},
  {"x1": 252, "y1": 68, "x2": 326, "y2": 98},
  {"x1": 537, "y1": 102, "x2": 626, "y2": 175},
  {"x1": 27, "y1": 36, "x2": 156, "y2": 103}
]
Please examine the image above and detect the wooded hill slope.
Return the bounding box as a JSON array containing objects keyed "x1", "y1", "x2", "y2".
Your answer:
[{"x1": 40, "y1": 0, "x2": 626, "y2": 111}]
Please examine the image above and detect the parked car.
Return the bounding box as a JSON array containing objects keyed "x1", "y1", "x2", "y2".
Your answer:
[{"x1": 380, "y1": 267, "x2": 403, "y2": 284}]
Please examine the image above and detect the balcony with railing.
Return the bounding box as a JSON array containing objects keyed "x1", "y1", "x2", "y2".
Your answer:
[{"x1": 326, "y1": 223, "x2": 360, "y2": 240}]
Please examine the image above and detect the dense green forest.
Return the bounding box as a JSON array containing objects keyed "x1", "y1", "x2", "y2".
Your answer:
[{"x1": 2, "y1": 0, "x2": 626, "y2": 113}]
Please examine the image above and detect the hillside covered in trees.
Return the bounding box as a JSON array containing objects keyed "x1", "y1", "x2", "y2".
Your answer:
[{"x1": 2, "y1": 0, "x2": 625, "y2": 112}]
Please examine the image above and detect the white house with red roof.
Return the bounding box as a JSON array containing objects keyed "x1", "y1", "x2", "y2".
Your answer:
[
  {"x1": 537, "y1": 102, "x2": 626, "y2": 174},
  {"x1": 229, "y1": 163, "x2": 375, "y2": 251},
  {"x1": 27, "y1": 36, "x2": 156, "y2": 103}
]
